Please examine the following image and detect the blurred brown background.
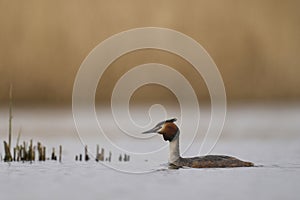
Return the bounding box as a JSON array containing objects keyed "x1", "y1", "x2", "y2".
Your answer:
[{"x1": 0, "y1": 0, "x2": 299, "y2": 106}]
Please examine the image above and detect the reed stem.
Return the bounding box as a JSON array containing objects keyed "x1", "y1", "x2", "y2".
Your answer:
[
  {"x1": 59, "y1": 145, "x2": 62, "y2": 162},
  {"x1": 8, "y1": 84, "x2": 13, "y2": 152}
]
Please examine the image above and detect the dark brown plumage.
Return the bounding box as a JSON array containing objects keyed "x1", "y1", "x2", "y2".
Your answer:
[{"x1": 172, "y1": 155, "x2": 254, "y2": 168}]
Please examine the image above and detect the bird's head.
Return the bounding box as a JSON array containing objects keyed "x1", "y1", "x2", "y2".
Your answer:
[{"x1": 142, "y1": 118, "x2": 179, "y2": 142}]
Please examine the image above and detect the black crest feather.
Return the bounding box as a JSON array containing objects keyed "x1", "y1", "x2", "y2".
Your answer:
[{"x1": 156, "y1": 118, "x2": 177, "y2": 127}]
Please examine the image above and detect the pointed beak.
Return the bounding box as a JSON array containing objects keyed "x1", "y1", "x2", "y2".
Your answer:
[{"x1": 142, "y1": 126, "x2": 161, "y2": 134}]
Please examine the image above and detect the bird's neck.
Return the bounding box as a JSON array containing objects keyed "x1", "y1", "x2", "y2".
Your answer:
[{"x1": 169, "y1": 130, "x2": 180, "y2": 163}]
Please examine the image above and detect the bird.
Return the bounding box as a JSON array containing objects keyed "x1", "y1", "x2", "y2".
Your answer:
[{"x1": 142, "y1": 118, "x2": 254, "y2": 168}]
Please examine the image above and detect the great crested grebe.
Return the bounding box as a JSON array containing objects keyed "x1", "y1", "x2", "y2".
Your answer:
[{"x1": 142, "y1": 118, "x2": 254, "y2": 168}]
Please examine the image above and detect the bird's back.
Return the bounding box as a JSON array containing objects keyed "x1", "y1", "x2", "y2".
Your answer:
[{"x1": 172, "y1": 155, "x2": 254, "y2": 168}]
